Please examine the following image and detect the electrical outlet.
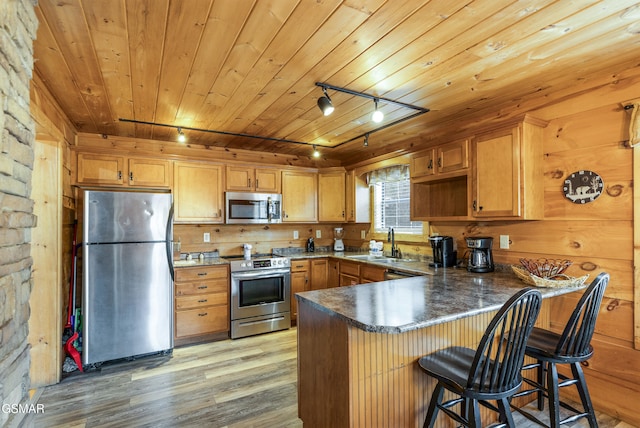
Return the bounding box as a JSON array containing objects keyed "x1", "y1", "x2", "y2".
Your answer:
[
  {"x1": 203, "y1": 232, "x2": 210, "y2": 243},
  {"x1": 316, "y1": 230, "x2": 321, "y2": 238},
  {"x1": 361, "y1": 230, "x2": 366, "y2": 239},
  {"x1": 499, "y1": 235, "x2": 510, "y2": 249},
  {"x1": 293, "y1": 230, "x2": 299, "y2": 239}
]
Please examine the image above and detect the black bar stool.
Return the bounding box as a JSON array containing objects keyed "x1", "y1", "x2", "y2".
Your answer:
[
  {"x1": 513, "y1": 272, "x2": 609, "y2": 427},
  {"x1": 418, "y1": 288, "x2": 542, "y2": 428}
]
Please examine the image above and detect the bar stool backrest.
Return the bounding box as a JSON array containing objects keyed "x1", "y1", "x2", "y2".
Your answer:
[
  {"x1": 555, "y1": 272, "x2": 609, "y2": 358},
  {"x1": 467, "y1": 288, "x2": 542, "y2": 394}
]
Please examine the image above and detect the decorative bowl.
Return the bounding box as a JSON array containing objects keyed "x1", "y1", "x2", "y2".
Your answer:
[{"x1": 519, "y1": 258, "x2": 572, "y2": 278}]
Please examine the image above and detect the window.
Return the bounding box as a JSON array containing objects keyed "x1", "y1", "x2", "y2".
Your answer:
[{"x1": 369, "y1": 165, "x2": 423, "y2": 235}]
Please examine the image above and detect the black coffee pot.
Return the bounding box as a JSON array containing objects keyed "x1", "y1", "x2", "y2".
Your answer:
[{"x1": 428, "y1": 236, "x2": 456, "y2": 267}]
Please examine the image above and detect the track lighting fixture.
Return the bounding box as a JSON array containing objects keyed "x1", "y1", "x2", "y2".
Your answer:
[
  {"x1": 317, "y1": 87, "x2": 334, "y2": 116},
  {"x1": 312, "y1": 145, "x2": 320, "y2": 158},
  {"x1": 177, "y1": 127, "x2": 186, "y2": 143},
  {"x1": 371, "y1": 99, "x2": 384, "y2": 123},
  {"x1": 363, "y1": 134, "x2": 369, "y2": 147}
]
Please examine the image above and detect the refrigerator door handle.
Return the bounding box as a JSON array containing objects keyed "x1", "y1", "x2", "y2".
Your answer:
[{"x1": 166, "y1": 203, "x2": 175, "y2": 281}]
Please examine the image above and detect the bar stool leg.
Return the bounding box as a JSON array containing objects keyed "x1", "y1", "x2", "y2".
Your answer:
[
  {"x1": 537, "y1": 360, "x2": 546, "y2": 411},
  {"x1": 547, "y1": 362, "x2": 561, "y2": 428},
  {"x1": 571, "y1": 362, "x2": 597, "y2": 428},
  {"x1": 423, "y1": 383, "x2": 444, "y2": 428}
]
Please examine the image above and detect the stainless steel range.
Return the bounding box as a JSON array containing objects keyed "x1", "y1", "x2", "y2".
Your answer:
[{"x1": 230, "y1": 256, "x2": 291, "y2": 339}]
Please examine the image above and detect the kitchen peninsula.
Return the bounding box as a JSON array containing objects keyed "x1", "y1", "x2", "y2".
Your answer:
[{"x1": 295, "y1": 270, "x2": 585, "y2": 428}]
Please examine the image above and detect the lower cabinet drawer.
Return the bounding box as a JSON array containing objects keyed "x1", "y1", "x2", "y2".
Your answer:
[
  {"x1": 175, "y1": 292, "x2": 227, "y2": 310},
  {"x1": 175, "y1": 306, "x2": 229, "y2": 337}
]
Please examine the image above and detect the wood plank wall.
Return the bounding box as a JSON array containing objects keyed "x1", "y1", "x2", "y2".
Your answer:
[{"x1": 431, "y1": 98, "x2": 640, "y2": 424}]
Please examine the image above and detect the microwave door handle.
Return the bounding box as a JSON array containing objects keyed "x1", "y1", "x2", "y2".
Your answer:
[
  {"x1": 267, "y1": 197, "x2": 272, "y2": 222},
  {"x1": 232, "y1": 269, "x2": 290, "y2": 279}
]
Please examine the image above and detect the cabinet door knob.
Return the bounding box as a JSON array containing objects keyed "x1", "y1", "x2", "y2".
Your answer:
[
  {"x1": 428, "y1": 159, "x2": 433, "y2": 169},
  {"x1": 129, "y1": 171, "x2": 133, "y2": 182},
  {"x1": 118, "y1": 171, "x2": 122, "y2": 180}
]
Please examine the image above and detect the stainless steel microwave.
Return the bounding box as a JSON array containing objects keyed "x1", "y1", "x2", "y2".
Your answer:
[{"x1": 225, "y1": 192, "x2": 282, "y2": 224}]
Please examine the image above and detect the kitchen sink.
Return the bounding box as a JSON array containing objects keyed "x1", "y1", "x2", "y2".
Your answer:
[{"x1": 346, "y1": 255, "x2": 416, "y2": 263}]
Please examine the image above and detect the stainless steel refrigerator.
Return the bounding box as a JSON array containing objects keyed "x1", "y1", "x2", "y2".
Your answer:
[{"x1": 81, "y1": 190, "x2": 174, "y2": 366}]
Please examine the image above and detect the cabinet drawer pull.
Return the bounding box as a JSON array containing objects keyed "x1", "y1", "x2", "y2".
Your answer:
[
  {"x1": 198, "y1": 312, "x2": 208, "y2": 317},
  {"x1": 129, "y1": 171, "x2": 133, "y2": 181},
  {"x1": 197, "y1": 272, "x2": 208, "y2": 277},
  {"x1": 198, "y1": 299, "x2": 208, "y2": 303},
  {"x1": 197, "y1": 285, "x2": 208, "y2": 289}
]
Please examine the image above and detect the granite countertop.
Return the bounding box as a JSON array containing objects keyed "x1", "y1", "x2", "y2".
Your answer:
[
  {"x1": 172, "y1": 258, "x2": 230, "y2": 268},
  {"x1": 295, "y1": 268, "x2": 584, "y2": 334}
]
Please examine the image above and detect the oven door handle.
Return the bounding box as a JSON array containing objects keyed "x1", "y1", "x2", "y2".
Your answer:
[{"x1": 231, "y1": 268, "x2": 291, "y2": 279}]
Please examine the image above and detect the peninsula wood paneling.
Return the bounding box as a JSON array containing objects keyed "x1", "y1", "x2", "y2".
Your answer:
[{"x1": 298, "y1": 299, "x2": 553, "y2": 428}]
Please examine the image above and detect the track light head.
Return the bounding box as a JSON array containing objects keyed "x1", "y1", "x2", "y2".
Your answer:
[
  {"x1": 363, "y1": 134, "x2": 369, "y2": 147},
  {"x1": 317, "y1": 87, "x2": 334, "y2": 116},
  {"x1": 371, "y1": 99, "x2": 384, "y2": 123},
  {"x1": 177, "y1": 127, "x2": 186, "y2": 143},
  {"x1": 312, "y1": 145, "x2": 320, "y2": 158}
]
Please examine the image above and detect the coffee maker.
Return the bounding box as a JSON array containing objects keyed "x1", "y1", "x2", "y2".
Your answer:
[
  {"x1": 428, "y1": 236, "x2": 457, "y2": 267},
  {"x1": 466, "y1": 237, "x2": 494, "y2": 273}
]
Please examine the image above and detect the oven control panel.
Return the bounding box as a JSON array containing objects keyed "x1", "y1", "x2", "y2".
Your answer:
[{"x1": 230, "y1": 257, "x2": 290, "y2": 271}]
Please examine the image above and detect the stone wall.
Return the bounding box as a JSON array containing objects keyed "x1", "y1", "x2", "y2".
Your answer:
[{"x1": 0, "y1": 0, "x2": 38, "y2": 427}]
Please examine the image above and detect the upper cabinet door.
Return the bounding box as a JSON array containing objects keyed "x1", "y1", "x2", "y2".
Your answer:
[
  {"x1": 473, "y1": 128, "x2": 521, "y2": 217},
  {"x1": 174, "y1": 162, "x2": 224, "y2": 223},
  {"x1": 472, "y1": 117, "x2": 546, "y2": 220},
  {"x1": 255, "y1": 168, "x2": 281, "y2": 193},
  {"x1": 76, "y1": 153, "x2": 126, "y2": 186},
  {"x1": 410, "y1": 148, "x2": 435, "y2": 178},
  {"x1": 318, "y1": 171, "x2": 345, "y2": 222},
  {"x1": 225, "y1": 166, "x2": 253, "y2": 191},
  {"x1": 437, "y1": 139, "x2": 468, "y2": 174},
  {"x1": 282, "y1": 170, "x2": 317, "y2": 222},
  {"x1": 128, "y1": 158, "x2": 171, "y2": 188}
]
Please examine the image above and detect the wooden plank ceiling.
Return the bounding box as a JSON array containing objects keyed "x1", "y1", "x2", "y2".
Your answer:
[{"x1": 33, "y1": 0, "x2": 640, "y2": 165}]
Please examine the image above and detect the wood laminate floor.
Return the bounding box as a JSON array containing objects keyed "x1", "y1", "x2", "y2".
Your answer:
[{"x1": 34, "y1": 328, "x2": 631, "y2": 428}]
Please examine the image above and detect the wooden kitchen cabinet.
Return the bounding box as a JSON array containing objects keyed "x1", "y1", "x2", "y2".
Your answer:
[
  {"x1": 174, "y1": 264, "x2": 229, "y2": 345},
  {"x1": 173, "y1": 161, "x2": 224, "y2": 223},
  {"x1": 76, "y1": 153, "x2": 172, "y2": 188},
  {"x1": 472, "y1": 116, "x2": 546, "y2": 219},
  {"x1": 282, "y1": 170, "x2": 317, "y2": 222},
  {"x1": 345, "y1": 170, "x2": 370, "y2": 223},
  {"x1": 410, "y1": 139, "x2": 468, "y2": 178},
  {"x1": 339, "y1": 260, "x2": 360, "y2": 287},
  {"x1": 226, "y1": 165, "x2": 280, "y2": 193},
  {"x1": 410, "y1": 139, "x2": 470, "y2": 221},
  {"x1": 360, "y1": 264, "x2": 386, "y2": 283},
  {"x1": 328, "y1": 258, "x2": 339, "y2": 288},
  {"x1": 318, "y1": 170, "x2": 345, "y2": 222},
  {"x1": 310, "y1": 258, "x2": 328, "y2": 290},
  {"x1": 290, "y1": 259, "x2": 310, "y2": 321}
]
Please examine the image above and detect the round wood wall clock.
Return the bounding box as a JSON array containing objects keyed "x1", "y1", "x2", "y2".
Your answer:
[{"x1": 563, "y1": 170, "x2": 604, "y2": 204}]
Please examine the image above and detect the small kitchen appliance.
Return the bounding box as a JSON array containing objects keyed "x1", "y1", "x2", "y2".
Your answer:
[
  {"x1": 466, "y1": 236, "x2": 495, "y2": 273},
  {"x1": 428, "y1": 236, "x2": 457, "y2": 267},
  {"x1": 225, "y1": 192, "x2": 281, "y2": 224},
  {"x1": 334, "y1": 227, "x2": 345, "y2": 252},
  {"x1": 306, "y1": 237, "x2": 315, "y2": 252}
]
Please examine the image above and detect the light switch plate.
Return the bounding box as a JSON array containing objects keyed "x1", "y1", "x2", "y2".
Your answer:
[
  {"x1": 361, "y1": 230, "x2": 366, "y2": 239},
  {"x1": 293, "y1": 230, "x2": 299, "y2": 239},
  {"x1": 203, "y1": 232, "x2": 210, "y2": 243},
  {"x1": 316, "y1": 230, "x2": 321, "y2": 238},
  {"x1": 499, "y1": 235, "x2": 509, "y2": 249}
]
